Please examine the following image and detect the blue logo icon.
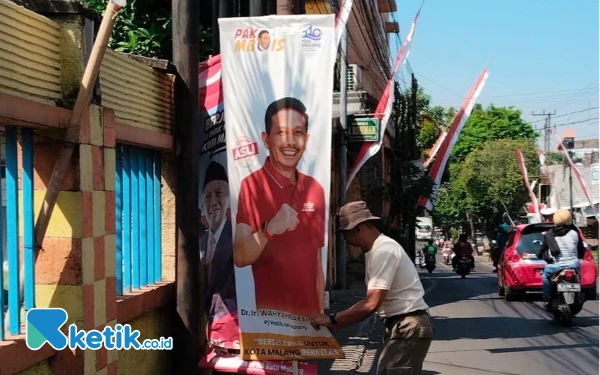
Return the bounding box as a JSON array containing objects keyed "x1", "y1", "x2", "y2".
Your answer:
[
  {"x1": 302, "y1": 25, "x2": 322, "y2": 41},
  {"x1": 26, "y1": 307, "x2": 173, "y2": 351},
  {"x1": 26, "y1": 308, "x2": 69, "y2": 350}
]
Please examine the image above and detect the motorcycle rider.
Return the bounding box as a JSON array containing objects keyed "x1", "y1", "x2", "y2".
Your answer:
[
  {"x1": 452, "y1": 233, "x2": 475, "y2": 271},
  {"x1": 537, "y1": 209, "x2": 585, "y2": 310},
  {"x1": 492, "y1": 223, "x2": 511, "y2": 273},
  {"x1": 424, "y1": 238, "x2": 438, "y2": 257}
]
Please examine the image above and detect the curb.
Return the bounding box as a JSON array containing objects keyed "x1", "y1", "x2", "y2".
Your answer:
[{"x1": 344, "y1": 314, "x2": 378, "y2": 374}]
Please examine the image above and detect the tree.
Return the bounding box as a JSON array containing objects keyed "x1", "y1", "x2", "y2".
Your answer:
[
  {"x1": 451, "y1": 105, "x2": 538, "y2": 160},
  {"x1": 435, "y1": 138, "x2": 540, "y2": 232},
  {"x1": 418, "y1": 105, "x2": 457, "y2": 157},
  {"x1": 84, "y1": 0, "x2": 213, "y2": 60}
]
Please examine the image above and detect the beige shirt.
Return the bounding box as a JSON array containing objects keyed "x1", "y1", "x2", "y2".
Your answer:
[{"x1": 365, "y1": 234, "x2": 429, "y2": 318}]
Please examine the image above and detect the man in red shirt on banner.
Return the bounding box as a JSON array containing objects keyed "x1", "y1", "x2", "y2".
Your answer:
[{"x1": 233, "y1": 97, "x2": 326, "y2": 317}]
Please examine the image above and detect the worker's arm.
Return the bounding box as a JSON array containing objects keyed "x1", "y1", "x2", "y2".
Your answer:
[{"x1": 233, "y1": 223, "x2": 270, "y2": 267}]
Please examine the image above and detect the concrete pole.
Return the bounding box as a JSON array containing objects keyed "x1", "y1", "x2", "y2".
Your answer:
[
  {"x1": 336, "y1": 28, "x2": 348, "y2": 289},
  {"x1": 172, "y1": 0, "x2": 200, "y2": 372}
]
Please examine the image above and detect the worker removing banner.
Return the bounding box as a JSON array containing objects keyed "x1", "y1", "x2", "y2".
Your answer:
[{"x1": 218, "y1": 15, "x2": 343, "y2": 361}]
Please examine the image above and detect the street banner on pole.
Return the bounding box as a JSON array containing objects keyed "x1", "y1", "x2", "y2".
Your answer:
[
  {"x1": 553, "y1": 130, "x2": 599, "y2": 219},
  {"x1": 516, "y1": 149, "x2": 542, "y2": 223},
  {"x1": 419, "y1": 67, "x2": 489, "y2": 210},
  {"x1": 197, "y1": 56, "x2": 320, "y2": 375},
  {"x1": 218, "y1": 15, "x2": 343, "y2": 361},
  {"x1": 345, "y1": 7, "x2": 422, "y2": 192}
]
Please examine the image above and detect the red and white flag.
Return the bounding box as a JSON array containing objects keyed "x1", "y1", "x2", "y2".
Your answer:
[
  {"x1": 423, "y1": 130, "x2": 447, "y2": 168},
  {"x1": 419, "y1": 68, "x2": 489, "y2": 210},
  {"x1": 553, "y1": 130, "x2": 599, "y2": 219},
  {"x1": 517, "y1": 149, "x2": 542, "y2": 222},
  {"x1": 334, "y1": 0, "x2": 354, "y2": 48},
  {"x1": 346, "y1": 8, "x2": 422, "y2": 192}
]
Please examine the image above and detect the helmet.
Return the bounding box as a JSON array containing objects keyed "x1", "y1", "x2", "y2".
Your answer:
[{"x1": 427, "y1": 238, "x2": 434, "y2": 244}]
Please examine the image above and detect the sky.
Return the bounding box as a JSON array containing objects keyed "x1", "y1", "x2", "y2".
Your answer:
[{"x1": 389, "y1": 0, "x2": 599, "y2": 147}]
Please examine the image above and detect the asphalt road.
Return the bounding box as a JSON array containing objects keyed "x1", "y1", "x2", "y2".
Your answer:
[{"x1": 420, "y1": 255, "x2": 600, "y2": 375}]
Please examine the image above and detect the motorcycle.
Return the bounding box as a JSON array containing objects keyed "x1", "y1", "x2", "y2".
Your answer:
[
  {"x1": 442, "y1": 247, "x2": 451, "y2": 264},
  {"x1": 425, "y1": 253, "x2": 436, "y2": 273},
  {"x1": 416, "y1": 250, "x2": 424, "y2": 269},
  {"x1": 455, "y1": 254, "x2": 472, "y2": 279},
  {"x1": 547, "y1": 268, "x2": 584, "y2": 326}
]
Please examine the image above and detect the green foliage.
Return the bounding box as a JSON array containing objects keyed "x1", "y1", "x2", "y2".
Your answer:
[
  {"x1": 418, "y1": 105, "x2": 457, "y2": 157},
  {"x1": 417, "y1": 119, "x2": 440, "y2": 151},
  {"x1": 545, "y1": 152, "x2": 564, "y2": 164},
  {"x1": 451, "y1": 105, "x2": 538, "y2": 160},
  {"x1": 434, "y1": 138, "x2": 540, "y2": 230},
  {"x1": 84, "y1": 0, "x2": 213, "y2": 60}
]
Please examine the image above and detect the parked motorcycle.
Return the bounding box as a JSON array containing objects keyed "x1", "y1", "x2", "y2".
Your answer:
[
  {"x1": 547, "y1": 268, "x2": 584, "y2": 326},
  {"x1": 442, "y1": 247, "x2": 451, "y2": 264},
  {"x1": 455, "y1": 254, "x2": 472, "y2": 279},
  {"x1": 425, "y1": 254, "x2": 436, "y2": 273}
]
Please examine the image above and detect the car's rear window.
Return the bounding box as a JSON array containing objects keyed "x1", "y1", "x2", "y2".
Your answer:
[{"x1": 516, "y1": 230, "x2": 546, "y2": 256}]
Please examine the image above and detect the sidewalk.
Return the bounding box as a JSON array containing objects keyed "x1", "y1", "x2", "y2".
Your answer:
[{"x1": 317, "y1": 281, "x2": 385, "y2": 374}]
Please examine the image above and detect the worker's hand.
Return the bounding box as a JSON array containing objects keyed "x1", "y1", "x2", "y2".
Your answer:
[
  {"x1": 310, "y1": 314, "x2": 335, "y2": 330},
  {"x1": 267, "y1": 203, "x2": 299, "y2": 236}
]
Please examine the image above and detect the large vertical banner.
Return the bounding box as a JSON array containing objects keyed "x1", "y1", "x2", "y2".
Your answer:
[
  {"x1": 219, "y1": 15, "x2": 343, "y2": 361},
  {"x1": 198, "y1": 54, "x2": 240, "y2": 352}
]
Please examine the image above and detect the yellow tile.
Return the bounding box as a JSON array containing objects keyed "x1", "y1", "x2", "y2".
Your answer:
[
  {"x1": 23, "y1": 191, "x2": 82, "y2": 238},
  {"x1": 80, "y1": 144, "x2": 93, "y2": 191},
  {"x1": 35, "y1": 284, "x2": 83, "y2": 328},
  {"x1": 82, "y1": 237, "x2": 95, "y2": 285},
  {"x1": 94, "y1": 278, "x2": 106, "y2": 326},
  {"x1": 105, "y1": 234, "x2": 116, "y2": 278},
  {"x1": 106, "y1": 319, "x2": 119, "y2": 364},
  {"x1": 84, "y1": 349, "x2": 96, "y2": 375},
  {"x1": 104, "y1": 148, "x2": 116, "y2": 191},
  {"x1": 92, "y1": 191, "x2": 106, "y2": 237},
  {"x1": 90, "y1": 105, "x2": 103, "y2": 146}
]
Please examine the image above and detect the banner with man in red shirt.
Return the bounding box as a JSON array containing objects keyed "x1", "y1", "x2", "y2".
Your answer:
[{"x1": 218, "y1": 15, "x2": 343, "y2": 361}]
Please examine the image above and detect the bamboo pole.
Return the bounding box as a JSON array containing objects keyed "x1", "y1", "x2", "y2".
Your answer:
[
  {"x1": 33, "y1": 0, "x2": 125, "y2": 249},
  {"x1": 9, "y1": 0, "x2": 125, "y2": 332}
]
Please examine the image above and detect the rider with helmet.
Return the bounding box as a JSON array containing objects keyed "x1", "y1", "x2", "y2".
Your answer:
[
  {"x1": 423, "y1": 238, "x2": 438, "y2": 257},
  {"x1": 537, "y1": 209, "x2": 585, "y2": 310}
]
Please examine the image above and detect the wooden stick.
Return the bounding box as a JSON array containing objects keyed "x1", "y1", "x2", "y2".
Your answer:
[
  {"x1": 9, "y1": 0, "x2": 124, "y2": 332},
  {"x1": 292, "y1": 360, "x2": 299, "y2": 375}
]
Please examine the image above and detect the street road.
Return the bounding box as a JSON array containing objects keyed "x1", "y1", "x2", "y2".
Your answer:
[
  {"x1": 421, "y1": 256, "x2": 599, "y2": 375},
  {"x1": 321, "y1": 255, "x2": 599, "y2": 375}
]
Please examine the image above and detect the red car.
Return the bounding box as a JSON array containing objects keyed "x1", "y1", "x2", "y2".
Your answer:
[{"x1": 497, "y1": 223, "x2": 598, "y2": 301}]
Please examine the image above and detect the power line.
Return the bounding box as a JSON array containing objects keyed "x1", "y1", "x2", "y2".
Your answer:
[{"x1": 529, "y1": 106, "x2": 599, "y2": 124}]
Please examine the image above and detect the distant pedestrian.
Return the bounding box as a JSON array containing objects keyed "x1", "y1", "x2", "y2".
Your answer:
[{"x1": 311, "y1": 201, "x2": 433, "y2": 375}]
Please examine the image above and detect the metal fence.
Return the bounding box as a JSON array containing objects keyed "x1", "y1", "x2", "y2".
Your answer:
[
  {"x1": 0, "y1": 127, "x2": 35, "y2": 339},
  {"x1": 115, "y1": 145, "x2": 162, "y2": 295}
]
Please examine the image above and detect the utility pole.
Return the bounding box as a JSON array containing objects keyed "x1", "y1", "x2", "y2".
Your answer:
[
  {"x1": 407, "y1": 74, "x2": 418, "y2": 261},
  {"x1": 568, "y1": 151, "x2": 574, "y2": 211},
  {"x1": 532, "y1": 110, "x2": 556, "y2": 153},
  {"x1": 249, "y1": 0, "x2": 266, "y2": 15},
  {"x1": 212, "y1": 0, "x2": 236, "y2": 54},
  {"x1": 172, "y1": 0, "x2": 200, "y2": 373},
  {"x1": 336, "y1": 28, "x2": 348, "y2": 289}
]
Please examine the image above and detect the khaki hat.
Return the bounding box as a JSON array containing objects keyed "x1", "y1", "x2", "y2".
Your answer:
[
  {"x1": 553, "y1": 209, "x2": 573, "y2": 226},
  {"x1": 337, "y1": 201, "x2": 380, "y2": 231}
]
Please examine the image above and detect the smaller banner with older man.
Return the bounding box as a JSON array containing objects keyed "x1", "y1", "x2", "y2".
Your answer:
[{"x1": 218, "y1": 14, "x2": 343, "y2": 361}]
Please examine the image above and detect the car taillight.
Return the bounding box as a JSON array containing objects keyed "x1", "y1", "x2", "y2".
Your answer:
[
  {"x1": 564, "y1": 270, "x2": 574, "y2": 280},
  {"x1": 509, "y1": 254, "x2": 521, "y2": 263}
]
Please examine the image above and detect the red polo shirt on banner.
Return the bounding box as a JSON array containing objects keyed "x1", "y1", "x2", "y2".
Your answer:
[{"x1": 236, "y1": 157, "x2": 326, "y2": 317}]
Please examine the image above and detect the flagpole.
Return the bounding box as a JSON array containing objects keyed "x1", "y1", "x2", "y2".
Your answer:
[{"x1": 336, "y1": 28, "x2": 348, "y2": 290}]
